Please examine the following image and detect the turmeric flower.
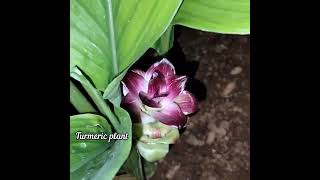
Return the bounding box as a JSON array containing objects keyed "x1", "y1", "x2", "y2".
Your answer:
[{"x1": 121, "y1": 58, "x2": 197, "y2": 128}]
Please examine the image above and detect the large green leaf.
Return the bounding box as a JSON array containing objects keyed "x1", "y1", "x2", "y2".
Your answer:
[
  {"x1": 71, "y1": 107, "x2": 132, "y2": 180},
  {"x1": 152, "y1": 25, "x2": 174, "y2": 55},
  {"x1": 152, "y1": 0, "x2": 250, "y2": 55},
  {"x1": 70, "y1": 114, "x2": 112, "y2": 172},
  {"x1": 174, "y1": 0, "x2": 250, "y2": 34},
  {"x1": 71, "y1": 0, "x2": 183, "y2": 91},
  {"x1": 70, "y1": 68, "x2": 133, "y2": 180}
]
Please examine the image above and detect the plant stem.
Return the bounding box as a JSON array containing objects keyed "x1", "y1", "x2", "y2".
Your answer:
[{"x1": 123, "y1": 146, "x2": 145, "y2": 180}]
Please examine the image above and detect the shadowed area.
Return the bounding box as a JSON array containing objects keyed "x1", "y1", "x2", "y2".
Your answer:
[{"x1": 149, "y1": 26, "x2": 250, "y2": 180}]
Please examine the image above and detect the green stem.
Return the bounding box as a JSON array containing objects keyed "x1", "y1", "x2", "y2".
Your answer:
[
  {"x1": 70, "y1": 80, "x2": 96, "y2": 113},
  {"x1": 71, "y1": 71, "x2": 120, "y2": 131},
  {"x1": 123, "y1": 146, "x2": 145, "y2": 180}
]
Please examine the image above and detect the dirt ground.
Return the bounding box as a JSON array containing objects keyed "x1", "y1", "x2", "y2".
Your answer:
[{"x1": 149, "y1": 26, "x2": 250, "y2": 180}]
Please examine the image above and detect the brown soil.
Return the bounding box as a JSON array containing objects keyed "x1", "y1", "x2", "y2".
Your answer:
[{"x1": 150, "y1": 27, "x2": 250, "y2": 180}]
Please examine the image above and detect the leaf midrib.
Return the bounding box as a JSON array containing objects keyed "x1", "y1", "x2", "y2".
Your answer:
[{"x1": 106, "y1": 0, "x2": 119, "y2": 75}]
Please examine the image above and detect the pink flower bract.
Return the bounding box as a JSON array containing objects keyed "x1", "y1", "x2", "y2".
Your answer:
[{"x1": 121, "y1": 58, "x2": 198, "y2": 128}]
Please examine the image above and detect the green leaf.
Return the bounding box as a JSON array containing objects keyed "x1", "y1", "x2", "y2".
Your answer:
[
  {"x1": 71, "y1": 106, "x2": 132, "y2": 180},
  {"x1": 174, "y1": 0, "x2": 250, "y2": 34},
  {"x1": 142, "y1": 159, "x2": 157, "y2": 179},
  {"x1": 70, "y1": 68, "x2": 133, "y2": 180},
  {"x1": 152, "y1": 25, "x2": 175, "y2": 55},
  {"x1": 71, "y1": 68, "x2": 120, "y2": 131},
  {"x1": 123, "y1": 146, "x2": 145, "y2": 180},
  {"x1": 70, "y1": 80, "x2": 97, "y2": 113},
  {"x1": 70, "y1": 114, "x2": 112, "y2": 172},
  {"x1": 102, "y1": 66, "x2": 130, "y2": 106},
  {"x1": 71, "y1": 0, "x2": 184, "y2": 91}
]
